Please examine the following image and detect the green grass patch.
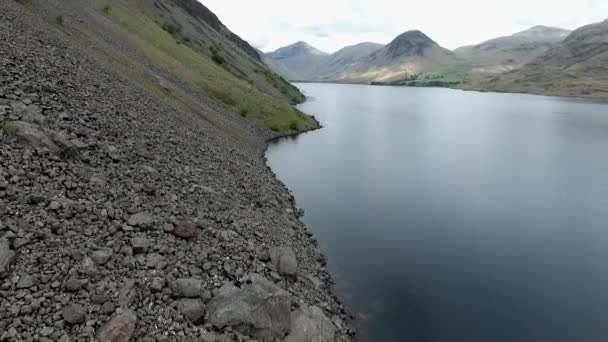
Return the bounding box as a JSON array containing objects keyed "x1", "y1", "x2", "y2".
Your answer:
[{"x1": 94, "y1": 0, "x2": 314, "y2": 132}]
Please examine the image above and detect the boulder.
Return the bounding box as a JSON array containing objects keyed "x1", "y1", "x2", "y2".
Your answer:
[
  {"x1": 283, "y1": 305, "x2": 336, "y2": 342},
  {"x1": 96, "y1": 310, "x2": 137, "y2": 342},
  {"x1": 0, "y1": 239, "x2": 15, "y2": 278},
  {"x1": 206, "y1": 274, "x2": 291, "y2": 339},
  {"x1": 269, "y1": 247, "x2": 298, "y2": 276},
  {"x1": 2, "y1": 121, "x2": 59, "y2": 152}
]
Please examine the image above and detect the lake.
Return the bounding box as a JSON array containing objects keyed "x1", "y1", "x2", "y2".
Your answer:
[{"x1": 265, "y1": 83, "x2": 608, "y2": 342}]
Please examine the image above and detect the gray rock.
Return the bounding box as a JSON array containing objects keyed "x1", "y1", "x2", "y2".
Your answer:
[
  {"x1": 65, "y1": 278, "x2": 82, "y2": 292},
  {"x1": 145, "y1": 253, "x2": 165, "y2": 269},
  {"x1": 206, "y1": 274, "x2": 291, "y2": 339},
  {"x1": 0, "y1": 239, "x2": 15, "y2": 278},
  {"x1": 62, "y1": 303, "x2": 86, "y2": 324},
  {"x1": 150, "y1": 277, "x2": 165, "y2": 292},
  {"x1": 2, "y1": 121, "x2": 59, "y2": 152},
  {"x1": 174, "y1": 278, "x2": 202, "y2": 298},
  {"x1": 283, "y1": 305, "x2": 336, "y2": 342},
  {"x1": 130, "y1": 237, "x2": 149, "y2": 254},
  {"x1": 16, "y1": 274, "x2": 37, "y2": 289},
  {"x1": 91, "y1": 249, "x2": 113, "y2": 265},
  {"x1": 96, "y1": 310, "x2": 137, "y2": 342},
  {"x1": 269, "y1": 247, "x2": 298, "y2": 276},
  {"x1": 175, "y1": 298, "x2": 206, "y2": 323},
  {"x1": 127, "y1": 212, "x2": 155, "y2": 228}
]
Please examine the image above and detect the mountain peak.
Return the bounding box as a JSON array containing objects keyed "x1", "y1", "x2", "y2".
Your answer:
[
  {"x1": 514, "y1": 25, "x2": 571, "y2": 38},
  {"x1": 268, "y1": 41, "x2": 328, "y2": 59},
  {"x1": 386, "y1": 30, "x2": 440, "y2": 58}
]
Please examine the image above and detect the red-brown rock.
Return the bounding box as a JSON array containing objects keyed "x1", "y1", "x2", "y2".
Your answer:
[{"x1": 173, "y1": 221, "x2": 196, "y2": 239}]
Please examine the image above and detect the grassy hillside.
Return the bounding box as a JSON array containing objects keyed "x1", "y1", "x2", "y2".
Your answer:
[{"x1": 28, "y1": 0, "x2": 314, "y2": 134}]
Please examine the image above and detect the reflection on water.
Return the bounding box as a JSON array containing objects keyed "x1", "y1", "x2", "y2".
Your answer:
[{"x1": 266, "y1": 83, "x2": 608, "y2": 342}]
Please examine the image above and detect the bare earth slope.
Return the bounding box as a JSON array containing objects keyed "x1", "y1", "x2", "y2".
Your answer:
[
  {"x1": 0, "y1": 1, "x2": 352, "y2": 341},
  {"x1": 480, "y1": 19, "x2": 608, "y2": 97}
]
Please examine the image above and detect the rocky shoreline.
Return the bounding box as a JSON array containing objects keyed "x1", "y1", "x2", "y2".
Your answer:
[{"x1": 0, "y1": 1, "x2": 352, "y2": 341}]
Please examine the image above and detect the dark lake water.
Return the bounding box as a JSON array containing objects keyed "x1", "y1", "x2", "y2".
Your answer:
[{"x1": 266, "y1": 83, "x2": 608, "y2": 342}]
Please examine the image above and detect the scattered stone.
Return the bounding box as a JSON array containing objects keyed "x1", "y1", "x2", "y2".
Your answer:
[
  {"x1": 0, "y1": 239, "x2": 15, "y2": 277},
  {"x1": 65, "y1": 278, "x2": 82, "y2": 292},
  {"x1": 269, "y1": 246, "x2": 298, "y2": 276},
  {"x1": 91, "y1": 249, "x2": 113, "y2": 265},
  {"x1": 101, "y1": 302, "x2": 116, "y2": 315},
  {"x1": 62, "y1": 303, "x2": 86, "y2": 324},
  {"x1": 91, "y1": 294, "x2": 111, "y2": 305},
  {"x1": 127, "y1": 212, "x2": 155, "y2": 228},
  {"x1": 150, "y1": 277, "x2": 165, "y2": 292},
  {"x1": 130, "y1": 237, "x2": 149, "y2": 254},
  {"x1": 173, "y1": 221, "x2": 196, "y2": 239},
  {"x1": 39, "y1": 326, "x2": 54, "y2": 337},
  {"x1": 174, "y1": 278, "x2": 202, "y2": 298},
  {"x1": 16, "y1": 274, "x2": 37, "y2": 289},
  {"x1": 95, "y1": 310, "x2": 137, "y2": 342},
  {"x1": 175, "y1": 298, "x2": 206, "y2": 323},
  {"x1": 206, "y1": 274, "x2": 291, "y2": 339}
]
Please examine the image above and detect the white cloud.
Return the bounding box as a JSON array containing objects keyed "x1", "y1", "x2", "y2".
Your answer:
[{"x1": 199, "y1": 0, "x2": 608, "y2": 52}]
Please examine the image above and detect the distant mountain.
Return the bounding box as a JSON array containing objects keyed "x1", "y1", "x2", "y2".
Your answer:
[
  {"x1": 314, "y1": 42, "x2": 384, "y2": 80},
  {"x1": 483, "y1": 19, "x2": 608, "y2": 97},
  {"x1": 333, "y1": 30, "x2": 460, "y2": 83},
  {"x1": 264, "y1": 42, "x2": 384, "y2": 81},
  {"x1": 263, "y1": 42, "x2": 329, "y2": 80},
  {"x1": 455, "y1": 26, "x2": 571, "y2": 73}
]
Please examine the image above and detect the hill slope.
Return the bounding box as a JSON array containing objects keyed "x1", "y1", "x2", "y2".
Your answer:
[
  {"x1": 455, "y1": 26, "x2": 571, "y2": 74},
  {"x1": 482, "y1": 19, "x2": 608, "y2": 97},
  {"x1": 314, "y1": 42, "x2": 385, "y2": 80},
  {"x1": 33, "y1": 0, "x2": 312, "y2": 133},
  {"x1": 333, "y1": 30, "x2": 462, "y2": 83},
  {"x1": 1, "y1": 0, "x2": 352, "y2": 341}
]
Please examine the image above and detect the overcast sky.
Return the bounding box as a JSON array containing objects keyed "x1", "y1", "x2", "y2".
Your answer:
[{"x1": 201, "y1": 0, "x2": 607, "y2": 53}]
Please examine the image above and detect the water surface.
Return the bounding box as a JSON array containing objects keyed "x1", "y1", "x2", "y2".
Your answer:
[{"x1": 266, "y1": 83, "x2": 608, "y2": 342}]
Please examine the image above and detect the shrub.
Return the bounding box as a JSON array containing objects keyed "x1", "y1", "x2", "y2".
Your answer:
[
  {"x1": 239, "y1": 108, "x2": 249, "y2": 117},
  {"x1": 289, "y1": 121, "x2": 299, "y2": 131},
  {"x1": 270, "y1": 124, "x2": 280, "y2": 132},
  {"x1": 211, "y1": 54, "x2": 225, "y2": 65},
  {"x1": 55, "y1": 15, "x2": 63, "y2": 25},
  {"x1": 162, "y1": 22, "x2": 178, "y2": 35},
  {"x1": 102, "y1": 5, "x2": 112, "y2": 13}
]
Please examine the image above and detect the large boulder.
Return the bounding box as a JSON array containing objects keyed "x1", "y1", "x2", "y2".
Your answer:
[
  {"x1": 269, "y1": 247, "x2": 298, "y2": 276},
  {"x1": 174, "y1": 278, "x2": 203, "y2": 298},
  {"x1": 283, "y1": 305, "x2": 336, "y2": 342},
  {"x1": 0, "y1": 239, "x2": 15, "y2": 278},
  {"x1": 175, "y1": 298, "x2": 206, "y2": 323},
  {"x1": 2, "y1": 121, "x2": 77, "y2": 157},
  {"x1": 96, "y1": 310, "x2": 137, "y2": 342},
  {"x1": 206, "y1": 274, "x2": 292, "y2": 339}
]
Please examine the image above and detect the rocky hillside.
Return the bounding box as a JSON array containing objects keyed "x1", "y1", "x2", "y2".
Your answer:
[
  {"x1": 455, "y1": 26, "x2": 571, "y2": 74},
  {"x1": 333, "y1": 30, "x2": 462, "y2": 83},
  {"x1": 263, "y1": 42, "x2": 330, "y2": 81},
  {"x1": 480, "y1": 19, "x2": 608, "y2": 97},
  {"x1": 0, "y1": 1, "x2": 353, "y2": 341}
]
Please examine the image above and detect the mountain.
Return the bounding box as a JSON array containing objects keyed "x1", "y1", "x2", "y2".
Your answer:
[
  {"x1": 455, "y1": 26, "x2": 571, "y2": 74},
  {"x1": 314, "y1": 42, "x2": 385, "y2": 80},
  {"x1": 264, "y1": 42, "x2": 330, "y2": 80},
  {"x1": 333, "y1": 30, "x2": 461, "y2": 83},
  {"x1": 482, "y1": 19, "x2": 608, "y2": 97},
  {"x1": 264, "y1": 42, "x2": 384, "y2": 81}
]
